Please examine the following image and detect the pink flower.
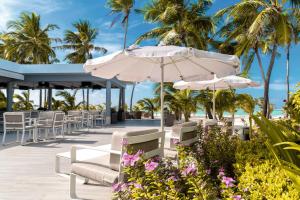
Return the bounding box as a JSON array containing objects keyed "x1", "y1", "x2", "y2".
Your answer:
[
  {"x1": 112, "y1": 183, "x2": 122, "y2": 192},
  {"x1": 168, "y1": 176, "x2": 178, "y2": 181},
  {"x1": 134, "y1": 183, "x2": 143, "y2": 189},
  {"x1": 121, "y1": 138, "x2": 128, "y2": 146},
  {"x1": 145, "y1": 161, "x2": 159, "y2": 171},
  {"x1": 122, "y1": 150, "x2": 143, "y2": 167},
  {"x1": 218, "y1": 167, "x2": 225, "y2": 177},
  {"x1": 182, "y1": 163, "x2": 197, "y2": 176},
  {"x1": 206, "y1": 169, "x2": 211, "y2": 175},
  {"x1": 213, "y1": 160, "x2": 219, "y2": 163},
  {"x1": 171, "y1": 138, "x2": 179, "y2": 145},
  {"x1": 222, "y1": 176, "x2": 235, "y2": 188},
  {"x1": 232, "y1": 195, "x2": 242, "y2": 200}
]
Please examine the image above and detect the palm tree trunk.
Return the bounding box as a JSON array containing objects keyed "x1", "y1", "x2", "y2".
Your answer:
[
  {"x1": 255, "y1": 49, "x2": 266, "y2": 82},
  {"x1": 151, "y1": 111, "x2": 154, "y2": 119},
  {"x1": 129, "y1": 83, "x2": 136, "y2": 112},
  {"x1": 123, "y1": 12, "x2": 129, "y2": 50},
  {"x1": 263, "y1": 44, "x2": 278, "y2": 118},
  {"x1": 286, "y1": 44, "x2": 290, "y2": 103},
  {"x1": 249, "y1": 114, "x2": 253, "y2": 137}
]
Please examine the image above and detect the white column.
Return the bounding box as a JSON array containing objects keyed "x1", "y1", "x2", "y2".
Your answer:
[
  {"x1": 105, "y1": 80, "x2": 111, "y2": 124},
  {"x1": 6, "y1": 82, "x2": 14, "y2": 111}
]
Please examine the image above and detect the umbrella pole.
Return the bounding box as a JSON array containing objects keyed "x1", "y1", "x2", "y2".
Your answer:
[
  {"x1": 160, "y1": 58, "x2": 165, "y2": 149},
  {"x1": 213, "y1": 83, "x2": 216, "y2": 119}
]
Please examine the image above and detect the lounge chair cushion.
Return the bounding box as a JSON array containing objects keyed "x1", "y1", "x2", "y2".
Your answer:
[
  {"x1": 71, "y1": 162, "x2": 118, "y2": 184},
  {"x1": 203, "y1": 119, "x2": 218, "y2": 126}
]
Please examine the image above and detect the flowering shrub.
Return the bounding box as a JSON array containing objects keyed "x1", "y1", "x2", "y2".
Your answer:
[
  {"x1": 113, "y1": 144, "x2": 217, "y2": 200},
  {"x1": 113, "y1": 126, "x2": 300, "y2": 199}
]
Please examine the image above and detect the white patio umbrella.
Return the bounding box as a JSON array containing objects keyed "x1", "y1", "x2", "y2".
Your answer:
[
  {"x1": 173, "y1": 75, "x2": 260, "y2": 118},
  {"x1": 84, "y1": 45, "x2": 240, "y2": 132}
]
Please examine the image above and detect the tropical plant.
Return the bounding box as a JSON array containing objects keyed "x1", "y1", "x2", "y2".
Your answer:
[
  {"x1": 154, "y1": 83, "x2": 198, "y2": 122},
  {"x1": 136, "y1": 0, "x2": 214, "y2": 49},
  {"x1": 214, "y1": 89, "x2": 238, "y2": 120},
  {"x1": 13, "y1": 91, "x2": 34, "y2": 111},
  {"x1": 51, "y1": 97, "x2": 64, "y2": 110},
  {"x1": 253, "y1": 115, "x2": 300, "y2": 190},
  {"x1": 216, "y1": 0, "x2": 300, "y2": 118},
  {"x1": 58, "y1": 20, "x2": 107, "y2": 63},
  {"x1": 284, "y1": 84, "x2": 300, "y2": 124},
  {"x1": 236, "y1": 93, "x2": 256, "y2": 135},
  {"x1": 55, "y1": 90, "x2": 82, "y2": 111},
  {"x1": 136, "y1": 98, "x2": 158, "y2": 119},
  {"x1": 0, "y1": 90, "x2": 7, "y2": 110},
  {"x1": 0, "y1": 12, "x2": 58, "y2": 64}
]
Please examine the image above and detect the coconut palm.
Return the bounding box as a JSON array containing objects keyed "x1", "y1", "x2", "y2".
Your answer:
[
  {"x1": 136, "y1": 0, "x2": 214, "y2": 50},
  {"x1": 0, "y1": 90, "x2": 7, "y2": 110},
  {"x1": 55, "y1": 90, "x2": 83, "y2": 112},
  {"x1": 216, "y1": 0, "x2": 299, "y2": 118},
  {"x1": 214, "y1": 89, "x2": 238, "y2": 120},
  {"x1": 195, "y1": 90, "x2": 214, "y2": 119},
  {"x1": 136, "y1": 98, "x2": 158, "y2": 119},
  {"x1": 51, "y1": 97, "x2": 64, "y2": 110},
  {"x1": 58, "y1": 20, "x2": 107, "y2": 63},
  {"x1": 13, "y1": 91, "x2": 34, "y2": 111},
  {"x1": 0, "y1": 12, "x2": 58, "y2": 64},
  {"x1": 236, "y1": 93, "x2": 256, "y2": 135},
  {"x1": 107, "y1": 0, "x2": 136, "y2": 112}
]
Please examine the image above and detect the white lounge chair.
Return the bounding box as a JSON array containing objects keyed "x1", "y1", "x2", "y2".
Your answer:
[
  {"x1": 69, "y1": 129, "x2": 163, "y2": 199},
  {"x1": 165, "y1": 121, "x2": 199, "y2": 159}
]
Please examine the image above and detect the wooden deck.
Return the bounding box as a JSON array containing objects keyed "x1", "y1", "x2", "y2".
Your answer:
[{"x1": 0, "y1": 120, "x2": 163, "y2": 200}]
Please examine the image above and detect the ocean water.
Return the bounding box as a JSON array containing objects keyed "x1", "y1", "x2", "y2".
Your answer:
[{"x1": 194, "y1": 109, "x2": 284, "y2": 117}]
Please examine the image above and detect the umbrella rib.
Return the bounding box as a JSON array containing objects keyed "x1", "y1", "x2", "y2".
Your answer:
[
  {"x1": 170, "y1": 57, "x2": 184, "y2": 80},
  {"x1": 184, "y1": 56, "x2": 213, "y2": 74}
]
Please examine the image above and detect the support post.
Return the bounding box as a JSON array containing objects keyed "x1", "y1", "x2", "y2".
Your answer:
[
  {"x1": 47, "y1": 88, "x2": 52, "y2": 110},
  {"x1": 39, "y1": 89, "x2": 42, "y2": 108},
  {"x1": 6, "y1": 82, "x2": 14, "y2": 111},
  {"x1": 87, "y1": 88, "x2": 90, "y2": 110},
  {"x1": 105, "y1": 80, "x2": 111, "y2": 124},
  {"x1": 121, "y1": 87, "x2": 125, "y2": 110},
  {"x1": 118, "y1": 88, "x2": 122, "y2": 110}
]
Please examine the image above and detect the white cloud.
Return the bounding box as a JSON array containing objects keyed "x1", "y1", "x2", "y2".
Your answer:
[{"x1": 0, "y1": 0, "x2": 69, "y2": 31}]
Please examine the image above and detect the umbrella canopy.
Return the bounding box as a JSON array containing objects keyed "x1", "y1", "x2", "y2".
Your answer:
[
  {"x1": 84, "y1": 45, "x2": 240, "y2": 132},
  {"x1": 174, "y1": 75, "x2": 260, "y2": 90},
  {"x1": 173, "y1": 75, "x2": 260, "y2": 118}
]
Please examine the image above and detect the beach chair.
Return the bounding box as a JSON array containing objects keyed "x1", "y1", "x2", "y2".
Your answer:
[
  {"x1": 36, "y1": 111, "x2": 55, "y2": 140},
  {"x1": 165, "y1": 122, "x2": 199, "y2": 159},
  {"x1": 69, "y1": 129, "x2": 163, "y2": 199},
  {"x1": 2, "y1": 112, "x2": 36, "y2": 145}
]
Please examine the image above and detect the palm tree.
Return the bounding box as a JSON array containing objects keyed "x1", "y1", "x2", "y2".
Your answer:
[
  {"x1": 58, "y1": 20, "x2": 106, "y2": 109},
  {"x1": 154, "y1": 83, "x2": 198, "y2": 122},
  {"x1": 107, "y1": 0, "x2": 135, "y2": 112},
  {"x1": 136, "y1": 0, "x2": 214, "y2": 50},
  {"x1": 58, "y1": 20, "x2": 107, "y2": 63},
  {"x1": 214, "y1": 89, "x2": 238, "y2": 120},
  {"x1": 56, "y1": 90, "x2": 82, "y2": 112},
  {"x1": 0, "y1": 12, "x2": 58, "y2": 64},
  {"x1": 51, "y1": 97, "x2": 64, "y2": 110},
  {"x1": 236, "y1": 93, "x2": 256, "y2": 135},
  {"x1": 196, "y1": 90, "x2": 214, "y2": 119},
  {"x1": 13, "y1": 91, "x2": 34, "y2": 111},
  {"x1": 0, "y1": 90, "x2": 7, "y2": 110},
  {"x1": 216, "y1": 0, "x2": 299, "y2": 118},
  {"x1": 136, "y1": 98, "x2": 158, "y2": 119}
]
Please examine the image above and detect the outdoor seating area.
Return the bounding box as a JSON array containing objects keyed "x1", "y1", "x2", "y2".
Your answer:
[
  {"x1": 1, "y1": 110, "x2": 105, "y2": 146},
  {"x1": 1, "y1": 0, "x2": 300, "y2": 199}
]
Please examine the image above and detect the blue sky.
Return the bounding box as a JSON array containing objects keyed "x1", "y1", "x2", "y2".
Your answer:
[{"x1": 1, "y1": 0, "x2": 299, "y2": 109}]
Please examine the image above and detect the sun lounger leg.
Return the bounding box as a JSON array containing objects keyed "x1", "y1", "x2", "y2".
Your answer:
[
  {"x1": 21, "y1": 130, "x2": 25, "y2": 145},
  {"x1": 70, "y1": 173, "x2": 77, "y2": 199},
  {"x1": 2, "y1": 129, "x2": 6, "y2": 145}
]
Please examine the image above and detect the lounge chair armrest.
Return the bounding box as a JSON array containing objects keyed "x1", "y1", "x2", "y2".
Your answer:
[{"x1": 70, "y1": 145, "x2": 121, "y2": 163}]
